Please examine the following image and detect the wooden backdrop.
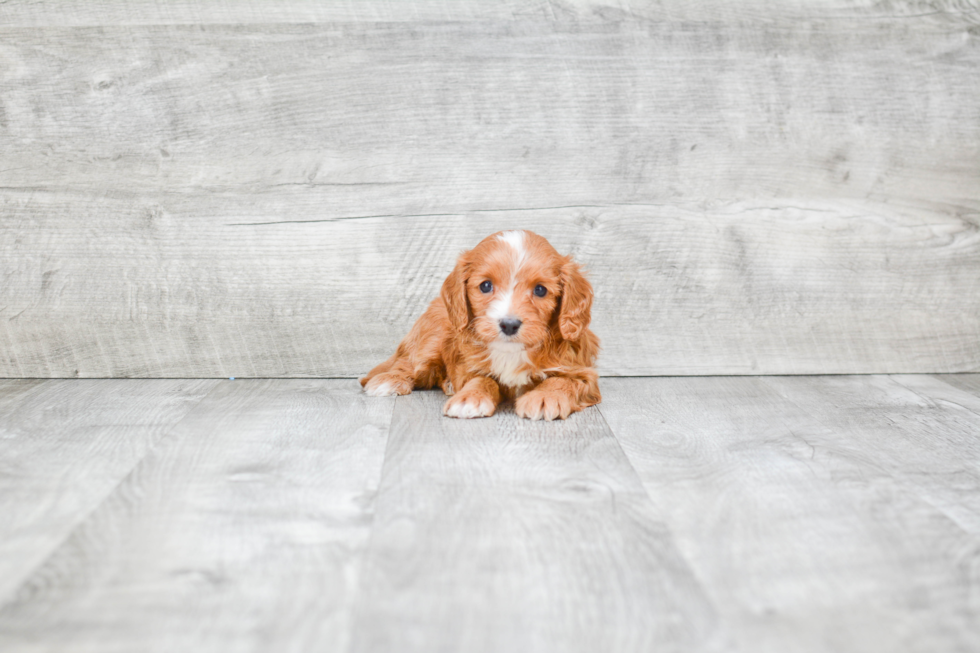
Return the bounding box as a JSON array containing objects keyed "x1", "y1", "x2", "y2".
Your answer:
[{"x1": 1, "y1": 1, "x2": 978, "y2": 378}]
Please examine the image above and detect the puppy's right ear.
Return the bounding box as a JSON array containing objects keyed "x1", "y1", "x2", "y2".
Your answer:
[{"x1": 440, "y1": 250, "x2": 471, "y2": 332}]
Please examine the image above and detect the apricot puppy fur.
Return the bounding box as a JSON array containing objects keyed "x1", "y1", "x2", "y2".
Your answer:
[{"x1": 360, "y1": 230, "x2": 600, "y2": 420}]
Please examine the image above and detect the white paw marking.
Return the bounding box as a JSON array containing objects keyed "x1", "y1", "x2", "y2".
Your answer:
[
  {"x1": 365, "y1": 380, "x2": 400, "y2": 397},
  {"x1": 364, "y1": 381, "x2": 392, "y2": 396},
  {"x1": 444, "y1": 396, "x2": 494, "y2": 419}
]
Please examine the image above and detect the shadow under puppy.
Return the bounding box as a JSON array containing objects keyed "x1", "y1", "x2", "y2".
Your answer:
[{"x1": 360, "y1": 230, "x2": 600, "y2": 420}]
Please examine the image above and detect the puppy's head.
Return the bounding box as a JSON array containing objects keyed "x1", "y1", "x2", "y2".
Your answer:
[{"x1": 440, "y1": 230, "x2": 593, "y2": 347}]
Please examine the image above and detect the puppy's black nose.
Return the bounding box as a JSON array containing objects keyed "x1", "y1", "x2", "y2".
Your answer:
[{"x1": 499, "y1": 318, "x2": 522, "y2": 336}]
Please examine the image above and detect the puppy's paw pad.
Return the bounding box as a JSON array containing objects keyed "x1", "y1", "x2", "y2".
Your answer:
[
  {"x1": 364, "y1": 373, "x2": 413, "y2": 397},
  {"x1": 443, "y1": 393, "x2": 495, "y2": 419},
  {"x1": 515, "y1": 390, "x2": 572, "y2": 421}
]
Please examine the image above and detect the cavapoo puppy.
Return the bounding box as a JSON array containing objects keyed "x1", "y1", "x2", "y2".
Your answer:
[{"x1": 360, "y1": 230, "x2": 600, "y2": 420}]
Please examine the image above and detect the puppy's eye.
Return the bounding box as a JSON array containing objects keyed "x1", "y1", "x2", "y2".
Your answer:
[
  {"x1": 533, "y1": 284, "x2": 547, "y2": 297},
  {"x1": 479, "y1": 280, "x2": 493, "y2": 294}
]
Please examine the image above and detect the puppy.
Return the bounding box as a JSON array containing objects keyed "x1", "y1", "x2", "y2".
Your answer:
[{"x1": 360, "y1": 230, "x2": 600, "y2": 420}]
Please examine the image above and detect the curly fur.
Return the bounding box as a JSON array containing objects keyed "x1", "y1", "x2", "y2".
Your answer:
[{"x1": 360, "y1": 230, "x2": 600, "y2": 420}]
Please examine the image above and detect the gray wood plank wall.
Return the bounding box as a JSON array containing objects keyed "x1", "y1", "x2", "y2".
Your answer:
[{"x1": 1, "y1": 1, "x2": 978, "y2": 377}]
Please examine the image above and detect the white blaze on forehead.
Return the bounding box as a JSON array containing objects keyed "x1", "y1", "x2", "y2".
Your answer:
[
  {"x1": 487, "y1": 288, "x2": 513, "y2": 321},
  {"x1": 497, "y1": 230, "x2": 528, "y2": 269},
  {"x1": 497, "y1": 229, "x2": 526, "y2": 255},
  {"x1": 489, "y1": 230, "x2": 526, "y2": 322}
]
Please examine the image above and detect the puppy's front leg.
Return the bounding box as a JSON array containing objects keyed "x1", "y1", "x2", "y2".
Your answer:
[
  {"x1": 515, "y1": 374, "x2": 599, "y2": 421},
  {"x1": 443, "y1": 376, "x2": 501, "y2": 419},
  {"x1": 360, "y1": 298, "x2": 448, "y2": 397}
]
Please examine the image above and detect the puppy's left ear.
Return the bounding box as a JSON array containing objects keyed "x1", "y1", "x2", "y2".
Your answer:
[{"x1": 558, "y1": 256, "x2": 593, "y2": 341}]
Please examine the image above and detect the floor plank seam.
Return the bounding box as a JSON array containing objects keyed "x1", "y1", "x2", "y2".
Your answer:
[
  {"x1": 909, "y1": 375, "x2": 980, "y2": 420},
  {"x1": 0, "y1": 380, "x2": 223, "y2": 610},
  {"x1": 595, "y1": 393, "x2": 728, "y2": 652},
  {"x1": 758, "y1": 375, "x2": 980, "y2": 538},
  {"x1": 341, "y1": 394, "x2": 399, "y2": 653}
]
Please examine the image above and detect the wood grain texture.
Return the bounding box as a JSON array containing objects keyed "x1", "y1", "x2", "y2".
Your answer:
[
  {"x1": 1, "y1": 8, "x2": 978, "y2": 376},
  {"x1": 0, "y1": 380, "x2": 394, "y2": 653},
  {"x1": 774, "y1": 374, "x2": 980, "y2": 533},
  {"x1": 3, "y1": 19, "x2": 976, "y2": 201},
  {"x1": 349, "y1": 390, "x2": 719, "y2": 653},
  {"x1": 1, "y1": 0, "x2": 978, "y2": 25},
  {"x1": 935, "y1": 373, "x2": 980, "y2": 397},
  {"x1": 1, "y1": 376, "x2": 979, "y2": 650},
  {"x1": 0, "y1": 379, "x2": 217, "y2": 602},
  {"x1": 2, "y1": 197, "x2": 977, "y2": 377},
  {"x1": 599, "y1": 376, "x2": 980, "y2": 653}
]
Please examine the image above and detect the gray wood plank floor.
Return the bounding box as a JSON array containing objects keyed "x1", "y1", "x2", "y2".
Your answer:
[{"x1": 0, "y1": 375, "x2": 978, "y2": 652}]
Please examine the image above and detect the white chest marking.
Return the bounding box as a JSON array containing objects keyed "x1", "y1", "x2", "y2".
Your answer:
[{"x1": 487, "y1": 342, "x2": 531, "y2": 388}]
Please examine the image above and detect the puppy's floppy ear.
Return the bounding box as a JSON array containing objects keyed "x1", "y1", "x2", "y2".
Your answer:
[
  {"x1": 558, "y1": 256, "x2": 593, "y2": 341},
  {"x1": 440, "y1": 250, "x2": 471, "y2": 332}
]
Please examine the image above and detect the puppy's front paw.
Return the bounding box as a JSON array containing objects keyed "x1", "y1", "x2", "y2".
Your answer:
[
  {"x1": 363, "y1": 372, "x2": 413, "y2": 397},
  {"x1": 443, "y1": 389, "x2": 496, "y2": 419},
  {"x1": 515, "y1": 389, "x2": 573, "y2": 421}
]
